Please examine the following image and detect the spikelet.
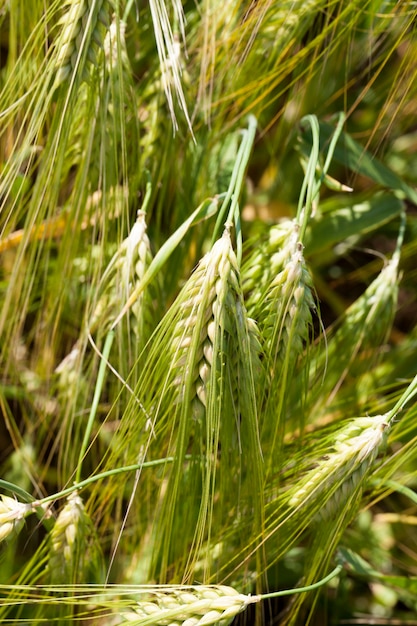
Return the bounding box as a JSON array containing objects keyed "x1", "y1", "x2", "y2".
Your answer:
[
  {"x1": 130, "y1": 212, "x2": 159, "y2": 348},
  {"x1": 54, "y1": 201, "x2": 155, "y2": 399},
  {"x1": 245, "y1": 219, "x2": 315, "y2": 448},
  {"x1": 0, "y1": 495, "x2": 31, "y2": 543},
  {"x1": 289, "y1": 414, "x2": 390, "y2": 520},
  {"x1": 54, "y1": 0, "x2": 111, "y2": 86},
  {"x1": 169, "y1": 227, "x2": 235, "y2": 420},
  {"x1": 119, "y1": 585, "x2": 250, "y2": 626},
  {"x1": 245, "y1": 316, "x2": 264, "y2": 396},
  {"x1": 103, "y1": 15, "x2": 129, "y2": 70},
  {"x1": 170, "y1": 226, "x2": 261, "y2": 421},
  {"x1": 87, "y1": 208, "x2": 157, "y2": 345},
  {"x1": 242, "y1": 220, "x2": 295, "y2": 314},
  {"x1": 140, "y1": 226, "x2": 263, "y2": 581},
  {"x1": 243, "y1": 219, "x2": 315, "y2": 374},
  {"x1": 48, "y1": 491, "x2": 102, "y2": 583},
  {"x1": 262, "y1": 227, "x2": 315, "y2": 368},
  {"x1": 100, "y1": 14, "x2": 140, "y2": 186}
]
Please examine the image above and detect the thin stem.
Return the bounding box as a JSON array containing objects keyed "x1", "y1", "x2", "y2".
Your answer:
[
  {"x1": 297, "y1": 112, "x2": 345, "y2": 242},
  {"x1": 393, "y1": 209, "x2": 407, "y2": 263},
  {"x1": 0, "y1": 456, "x2": 192, "y2": 536},
  {"x1": 248, "y1": 564, "x2": 344, "y2": 603},
  {"x1": 297, "y1": 114, "x2": 320, "y2": 233},
  {"x1": 212, "y1": 145, "x2": 245, "y2": 242},
  {"x1": 386, "y1": 373, "x2": 417, "y2": 423},
  {"x1": 141, "y1": 174, "x2": 153, "y2": 215},
  {"x1": 225, "y1": 115, "x2": 257, "y2": 227},
  {"x1": 0, "y1": 566, "x2": 343, "y2": 598},
  {"x1": 212, "y1": 115, "x2": 257, "y2": 253},
  {"x1": 75, "y1": 330, "x2": 115, "y2": 483},
  {"x1": 1, "y1": 457, "x2": 191, "y2": 509},
  {"x1": 123, "y1": 0, "x2": 139, "y2": 22},
  {"x1": 384, "y1": 480, "x2": 417, "y2": 505},
  {"x1": 35, "y1": 455, "x2": 191, "y2": 506},
  {"x1": 321, "y1": 112, "x2": 345, "y2": 175}
]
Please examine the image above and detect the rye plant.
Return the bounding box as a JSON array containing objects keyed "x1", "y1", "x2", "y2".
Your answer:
[{"x1": 1, "y1": 1, "x2": 417, "y2": 625}]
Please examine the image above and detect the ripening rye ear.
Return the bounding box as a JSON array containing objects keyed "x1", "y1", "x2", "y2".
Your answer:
[
  {"x1": 53, "y1": 0, "x2": 111, "y2": 86},
  {"x1": 96, "y1": 224, "x2": 265, "y2": 583},
  {"x1": 47, "y1": 492, "x2": 103, "y2": 585},
  {"x1": 118, "y1": 585, "x2": 250, "y2": 626},
  {"x1": 288, "y1": 415, "x2": 390, "y2": 520},
  {"x1": 241, "y1": 213, "x2": 318, "y2": 474}
]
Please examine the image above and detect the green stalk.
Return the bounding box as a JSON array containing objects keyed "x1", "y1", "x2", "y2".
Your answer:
[
  {"x1": 297, "y1": 114, "x2": 320, "y2": 232},
  {"x1": 0, "y1": 456, "x2": 191, "y2": 530},
  {"x1": 75, "y1": 329, "x2": 115, "y2": 483},
  {"x1": 256, "y1": 564, "x2": 343, "y2": 600},
  {"x1": 385, "y1": 480, "x2": 417, "y2": 505},
  {"x1": 386, "y1": 373, "x2": 417, "y2": 423},
  {"x1": 297, "y1": 112, "x2": 345, "y2": 241},
  {"x1": 212, "y1": 115, "x2": 257, "y2": 263}
]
